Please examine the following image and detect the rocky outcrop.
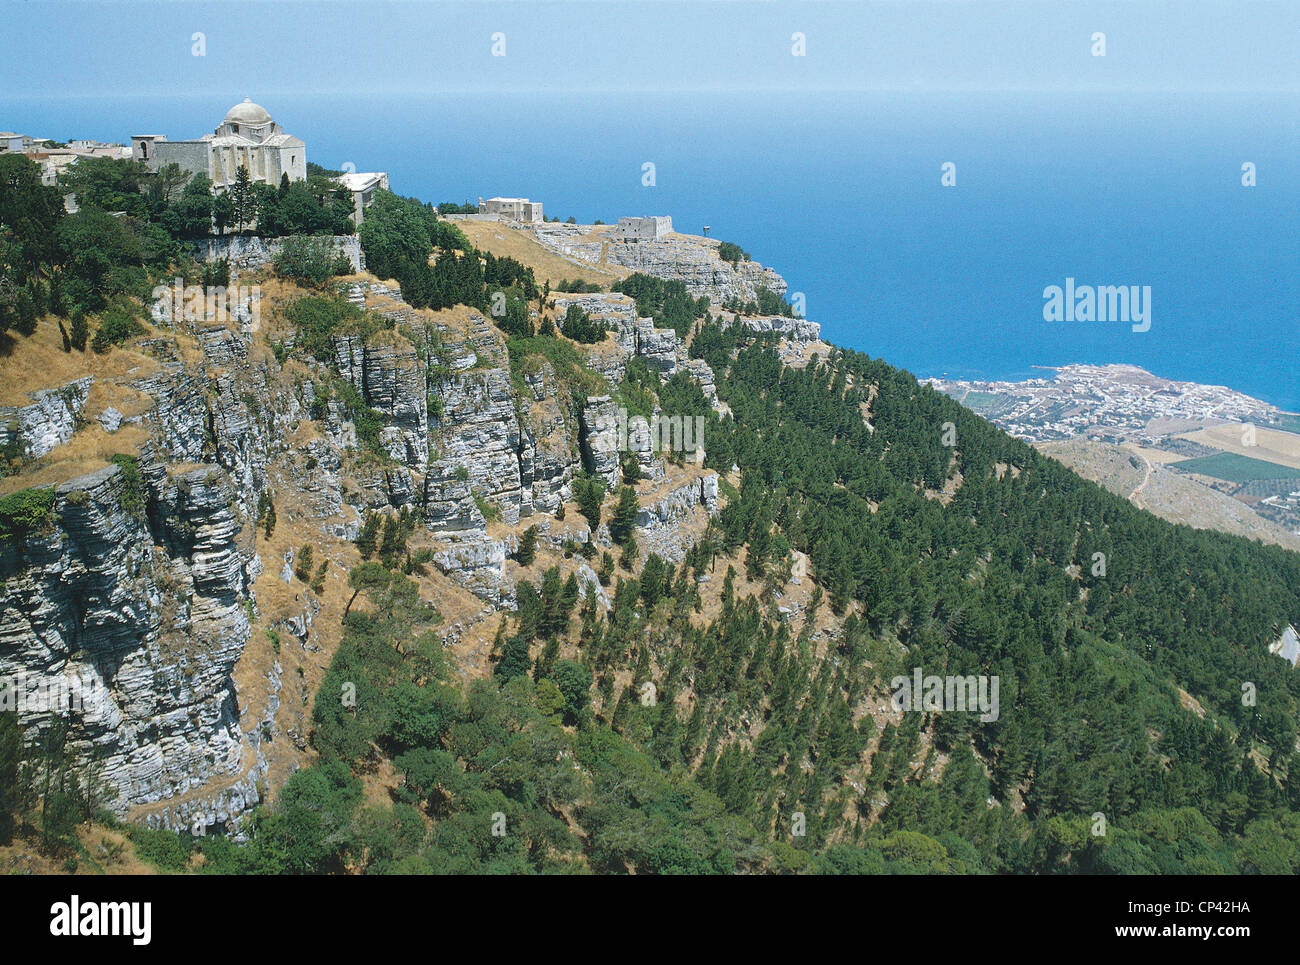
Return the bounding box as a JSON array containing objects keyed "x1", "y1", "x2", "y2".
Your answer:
[
  {"x1": 424, "y1": 465, "x2": 487, "y2": 532},
  {"x1": 433, "y1": 536, "x2": 513, "y2": 607},
  {"x1": 0, "y1": 461, "x2": 253, "y2": 822},
  {"x1": 719, "y1": 313, "x2": 821, "y2": 342},
  {"x1": 635, "y1": 473, "x2": 721, "y2": 562},
  {"x1": 579, "y1": 396, "x2": 623, "y2": 488},
  {"x1": 683, "y1": 358, "x2": 718, "y2": 402},
  {"x1": 428, "y1": 366, "x2": 523, "y2": 526},
  {"x1": 335, "y1": 331, "x2": 428, "y2": 471},
  {"x1": 530, "y1": 226, "x2": 788, "y2": 305},
  {"x1": 0, "y1": 377, "x2": 94, "y2": 459},
  {"x1": 603, "y1": 238, "x2": 787, "y2": 305},
  {"x1": 0, "y1": 249, "x2": 736, "y2": 830},
  {"x1": 634, "y1": 320, "x2": 679, "y2": 375},
  {"x1": 520, "y1": 364, "x2": 580, "y2": 517},
  {"x1": 551, "y1": 293, "x2": 639, "y2": 347}
]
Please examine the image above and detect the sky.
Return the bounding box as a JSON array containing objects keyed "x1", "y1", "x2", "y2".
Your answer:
[{"x1": 1, "y1": 0, "x2": 1297, "y2": 98}]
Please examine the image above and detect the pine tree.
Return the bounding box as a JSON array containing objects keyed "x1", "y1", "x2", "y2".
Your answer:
[
  {"x1": 517, "y1": 524, "x2": 538, "y2": 566},
  {"x1": 355, "y1": 511, "x2": 380, "y2": 558},
  {"x1": 610, "y1": 486, "x2": 639, "y2": 545},
  {"x1": 69, "y1": 309, "x2": 88, "y2": 351},
  {"x1": 379, "y1": 514, "x2": 404, "y2": 566},
  {"x1": 230, "y1": 165, "x2": 255, "y2": 234},
  {"x1": 575, "y1": 475, "x2": 603, "y2": 529},
  {"x1": 48, "y1": 273, "x2": 67, "y2": 318},
  {"x1": 13, "y1": 289, "x2": 36, "y2": 336},
  {"x1": 495, "y1": 634, "x2": 532, "y2": 680},
  {"x1": 620, "y1": 533, "x2": 639, "y2": 570},
  {"x1": 294, "y1": 545, "x2": 314, "y2": 581}
]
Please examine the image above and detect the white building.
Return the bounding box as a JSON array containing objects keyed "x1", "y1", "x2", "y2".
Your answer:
[
  {"x1": 334, "y1": 171, "x2": 389, "y2": 226},
  {"x1": 478, "y1": 196, "x2": 543, "y2": 223},
  {"x1": 131, "y1": 99, "x2": 307, "y2": 192},
  {"x1": 616, "y1": 216, "x2": 673, "y2": 241}
]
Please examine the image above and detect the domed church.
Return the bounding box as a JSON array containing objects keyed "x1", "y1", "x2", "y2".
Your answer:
[{"x1": 132, "y1": 99, "x2": 307, "y2": 192}]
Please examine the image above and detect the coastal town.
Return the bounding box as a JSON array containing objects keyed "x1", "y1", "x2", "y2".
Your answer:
[
  {"x1": 929, "y1": 364, "x2": 1300, "y2": 541},
  {"x1": 926, "y1": 363, "x2": 1292, "y2": 445}
]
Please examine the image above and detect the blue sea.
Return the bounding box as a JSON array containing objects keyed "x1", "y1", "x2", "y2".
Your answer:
[{"x1": 11, "y1": 90, "x2": 1299, "y2": 409}]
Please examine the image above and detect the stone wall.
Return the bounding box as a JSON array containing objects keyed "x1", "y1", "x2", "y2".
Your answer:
[{"x1": 192, "y1": 234, "x2": 364, "y2": 279}]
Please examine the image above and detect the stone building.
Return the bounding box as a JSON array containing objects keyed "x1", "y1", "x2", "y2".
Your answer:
[
  {"x1": 616, "y1": 215, "x2": 673, "y2": 241},
  {"x1": 0, "y1": 132, "x2": 51, "y2": 153},
  {"x1": 131, "y1": 99, "x2": 307, "y2": 192},
  {"x1": 334, "y1": 171, "x2": 389, "y2": 226},
  {"x1": 478, "y1": 196, "x2": 543, "y2": 223}
]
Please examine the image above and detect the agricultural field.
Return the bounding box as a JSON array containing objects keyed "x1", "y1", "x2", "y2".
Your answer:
[
  {"x1": 1169, "y1": 451, "x2": 1300, "y2": 483},
  {"x1": 1176, "y1": 424, "x2": 1300, "y2": 472},
  {"x1": 1268, "y1": 412, "x2": 1300, "y2": 434}
]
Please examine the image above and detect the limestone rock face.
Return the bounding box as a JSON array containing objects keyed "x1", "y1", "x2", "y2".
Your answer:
[
  {"x1": 683, "y1": 358, "x2": 718, "y2": 402},
  {"x1": 602, "y1": 237, "x2": 788, "y2": 305},
  {"x1": 424, "y1": 465, "x2": 487, "y2": 532},
  {"x1": 428, "y1": 366, "x2": 523, "y2": 525},
  {"x1": 634, "y1": 320, "x2": 679, "y2": 375},
  {"x1": 719, "y1": 313, "x2": 821, "y2": 342},
  {"x1": 519, "y1": 362, "x2": 579, "y2": 517},
  {"x1": 530, "y1": 226, "x2": 789, "y2": 305},
  {"x1": 579, "y1": 396, "x2": 623, "y2": 489},
  {"x1": 0, "y1": 462, "x2": 252, "y2": 821},
  {"x1": 350, "y1": 332, "x2": 429, "y2": 472},
  {"x1": 635, "y1": 473, "x2": 721, "y2": 562},
  {"x1": 0, "y1": 377, "x2": 94, "y2": 458},
  {"x1": 130, "y1": 348, "x2": 208, "y2": 465},
  {"x1": 433, "y1": 536, "x2": 514, "y2": 608}
]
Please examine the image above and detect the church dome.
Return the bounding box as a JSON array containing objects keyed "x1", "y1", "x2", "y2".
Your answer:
[{"x1": 224, "y1": 98, "x2": 272, "y2": 126}]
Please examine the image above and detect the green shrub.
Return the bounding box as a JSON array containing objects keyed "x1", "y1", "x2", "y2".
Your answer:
[
  {"x1": 275, "y1": 237, "x2": 346, "y2": 285},
  {"x1": 473, "y1": 492, "x2": 501, "y2": 523},
  {"x1": 108, "y1": 454, "x2": 144, "y2": 515},
  {"x1": 0, "y1": 486, "x2": 56, "y2": 542},
  {"x1": 90, "y1": 302, "x2": 145, "y2": 353},
  {"x1": 284, "y1": 295, "x2": 389, "y2": 363},
  {"x1": 718, "y1": 241, "x2": 749, "y2": 264}
]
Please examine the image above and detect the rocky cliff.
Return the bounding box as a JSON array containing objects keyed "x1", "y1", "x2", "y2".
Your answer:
[
  {"x1": 529, "y1": 223, "x2": 788, "y2": 305},
  {"x1": 1, "y1": 266, "x2": 732, "y2": 831},
  {"x1": 0, "y1": 459, "x2": 255, "y2": 831}
]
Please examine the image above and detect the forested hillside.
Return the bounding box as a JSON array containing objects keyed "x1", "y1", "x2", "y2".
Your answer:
[{"x1": 127, "y1": 322, "x2": 1300, "y2": 875}]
